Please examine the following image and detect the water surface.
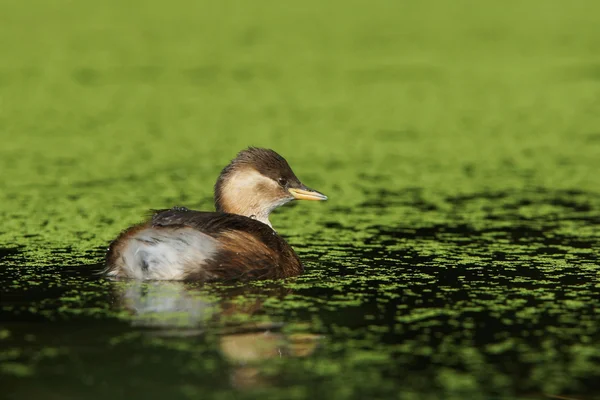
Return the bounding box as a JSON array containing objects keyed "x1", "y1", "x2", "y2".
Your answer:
[{"x1": 1, "y1": 1, "x2": 600, "y2": 399}]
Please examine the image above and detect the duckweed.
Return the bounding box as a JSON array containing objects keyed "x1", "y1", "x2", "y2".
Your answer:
[{"x1": 1, "y1": 0, "x2": 600, "y2": 399}]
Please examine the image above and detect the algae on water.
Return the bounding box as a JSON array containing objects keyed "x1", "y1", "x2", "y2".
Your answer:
[{"x1": 1, "y1": 0, "x2": 600, "y2": 398}]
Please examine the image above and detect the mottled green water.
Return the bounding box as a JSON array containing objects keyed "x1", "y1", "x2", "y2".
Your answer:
[{"x1": 1, "y1": 1, "x2": 600, "y2": 399}]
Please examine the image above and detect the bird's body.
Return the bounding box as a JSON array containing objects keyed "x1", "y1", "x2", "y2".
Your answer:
[{"x1": 104, "y1": 148, "x2": 327, "y2": 281}]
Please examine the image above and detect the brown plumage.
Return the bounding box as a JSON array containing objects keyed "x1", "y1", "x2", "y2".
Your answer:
[{"x1": 104, "y1": 147, "x2": 327, "y2": 281}]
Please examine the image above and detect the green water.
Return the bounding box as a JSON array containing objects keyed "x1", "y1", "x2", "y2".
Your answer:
[{"x1": 1, "y1": 0, "x2": 600, "y2": 398}]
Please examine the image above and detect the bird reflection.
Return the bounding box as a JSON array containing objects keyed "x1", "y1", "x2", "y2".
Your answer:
[{"x1": 110, "y1": 280, "x2": 321, "y2": 389}]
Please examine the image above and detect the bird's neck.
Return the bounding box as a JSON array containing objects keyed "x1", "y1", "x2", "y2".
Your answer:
[{"x1": 216, "y1": 198, "x2": 273, "y2": 228}]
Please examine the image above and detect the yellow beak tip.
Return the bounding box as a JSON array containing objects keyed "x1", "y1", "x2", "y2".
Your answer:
[{"x1": 288, "y1": 188, "x2": 328, "y2": 201}]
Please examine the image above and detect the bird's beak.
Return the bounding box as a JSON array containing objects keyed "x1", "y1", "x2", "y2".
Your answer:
[{"x1": 288, "y1": 186, "x2": 328, "y2": 201}]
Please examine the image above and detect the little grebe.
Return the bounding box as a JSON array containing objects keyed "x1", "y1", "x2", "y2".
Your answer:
[{"x1": 105, "y1": 147, "x2": 327, "y2": 281}]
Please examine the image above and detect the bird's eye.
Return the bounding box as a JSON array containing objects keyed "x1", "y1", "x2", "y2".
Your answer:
[{"x1": 278, "y1": 178, "x2": 288, "y2": 187}]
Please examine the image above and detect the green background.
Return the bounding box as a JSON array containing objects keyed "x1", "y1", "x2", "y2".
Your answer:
[{"x1": 1, "y1": 1, "x2": 599, "y2": 399}]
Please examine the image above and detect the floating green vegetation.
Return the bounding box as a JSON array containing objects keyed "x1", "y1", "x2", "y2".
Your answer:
[{"x1": 2, "y1": 0, "x2": 600, "y2": 399}]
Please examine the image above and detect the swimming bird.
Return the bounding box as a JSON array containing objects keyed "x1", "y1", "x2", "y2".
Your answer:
[{"x1": 104, "y1": 147, "x2": 327, "y2": 281}]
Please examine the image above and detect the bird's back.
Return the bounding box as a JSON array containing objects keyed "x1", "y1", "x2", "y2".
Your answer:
[{"x1": 105, "y1": 208, "x2": 303, "y2": 281}]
